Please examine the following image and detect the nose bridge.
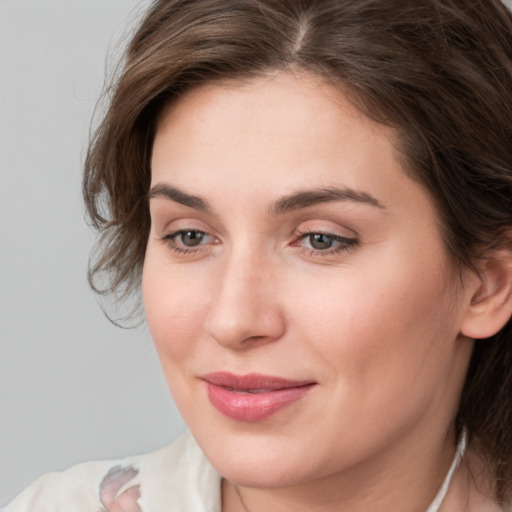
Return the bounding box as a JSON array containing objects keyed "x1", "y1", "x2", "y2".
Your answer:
[{"x1": 204, "y1": 243, "x2": 284, "y2": 348}]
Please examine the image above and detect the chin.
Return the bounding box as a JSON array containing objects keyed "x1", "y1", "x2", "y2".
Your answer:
[
  {"x1": 188, "y1": 420, "x2": 332, "y2": 488},
  {"x1": 208, "y1": 446, "x2": 313, "y2": 488}
]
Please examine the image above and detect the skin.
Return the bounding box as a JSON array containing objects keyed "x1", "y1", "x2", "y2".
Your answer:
[{"x1": 143, "y1": 72, "x2": 490, "y2": 511}]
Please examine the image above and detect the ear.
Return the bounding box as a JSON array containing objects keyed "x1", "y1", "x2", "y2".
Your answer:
[{"x1": 460, "y1": 242, "x2": 512, "y2": 340}]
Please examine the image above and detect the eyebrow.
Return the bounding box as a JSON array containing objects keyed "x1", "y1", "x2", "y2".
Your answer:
[
  {"x1": 148, "y1": 184, "x2": 211, "y2": 211},
  {"x1": 148, "y1": 183, "x2": 384, "y2": 214},
  {"x1": 268, "y1": 187, "x2": 385, "y2": 214}
]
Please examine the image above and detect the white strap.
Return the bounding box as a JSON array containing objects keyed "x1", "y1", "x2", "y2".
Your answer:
[{"x1": 424, "y1": 428, "x2": 468, "y2": 512}]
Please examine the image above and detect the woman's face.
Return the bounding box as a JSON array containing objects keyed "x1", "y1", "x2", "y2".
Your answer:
[{"x1": 144, "y1": 73, "x2": 474, "y2": 488}]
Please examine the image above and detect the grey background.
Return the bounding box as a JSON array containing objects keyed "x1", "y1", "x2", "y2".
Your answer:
[
  {"x1": 1, "y1": 0, "x2": 511, "y2": 507},
  {"x1": 0, "y1": 1, "x2": 185, "y2": 505}
]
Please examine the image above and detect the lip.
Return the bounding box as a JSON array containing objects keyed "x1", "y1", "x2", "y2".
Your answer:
[{"x1": 201, "y1": 372, "x2": 316, "y2": 422}]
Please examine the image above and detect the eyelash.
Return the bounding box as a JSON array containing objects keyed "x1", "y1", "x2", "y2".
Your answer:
[
  {"x1": 161, "y1": 230, "x2": 213, "y2": 255},
  {"x1": 293, "y1": 230, "x2": 358, "y2": 257},
  {"x1": 160, "y1": 229, "x2": 358, "y2": 258}
]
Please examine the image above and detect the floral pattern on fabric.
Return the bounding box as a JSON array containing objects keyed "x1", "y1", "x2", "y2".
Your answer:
[{"x1": 99, "y1": 466, "x2": 141, "y2": 512}]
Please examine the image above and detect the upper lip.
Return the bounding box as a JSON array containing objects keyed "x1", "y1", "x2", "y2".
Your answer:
[{"x1": 201, "y1": 372, "x2": 316, "y2": 391}]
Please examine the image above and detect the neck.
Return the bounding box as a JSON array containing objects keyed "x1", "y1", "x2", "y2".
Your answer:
[
  {"x1": 222, "y1": 425, "x2": 459, "y2": 512},
  {"x1": 438, "y1": 443, "x2": 501, "y2": 512}
]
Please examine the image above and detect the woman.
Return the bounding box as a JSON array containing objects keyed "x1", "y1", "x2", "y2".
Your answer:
[{"x1": 5, "y1": 0, "x2": 512, "y2": 511}]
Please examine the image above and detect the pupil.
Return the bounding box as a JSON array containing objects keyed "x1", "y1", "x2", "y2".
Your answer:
[
  {"x1": 182, "y1": 231, "x2": 204, "y2": 246},
  {"x1": 310, "y1": 233, "x2": 332, "y2": 250}
]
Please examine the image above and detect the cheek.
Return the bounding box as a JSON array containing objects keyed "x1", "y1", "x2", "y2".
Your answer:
[
  {"x1": 292, "y1": 268, "x2": 459, "y2": 449},
  {"x1": 292, "y1": 246, "x2": 459, "y2": 392},
  {"x1": 142, "y1": 255, "x2": 207, "y2": 363}
]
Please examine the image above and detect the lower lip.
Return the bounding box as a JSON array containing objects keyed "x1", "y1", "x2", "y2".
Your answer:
[{"x1": 205, "y1": 383, "x2": 315, "y2": 421}]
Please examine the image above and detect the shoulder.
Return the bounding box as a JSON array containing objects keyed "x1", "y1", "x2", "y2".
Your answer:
[
  {"x1": 3, "y1": 431, "x2": 221, "y2": 512},
  {"x1": 3, "y1": 458, "x2": 118, "y2": 512}
]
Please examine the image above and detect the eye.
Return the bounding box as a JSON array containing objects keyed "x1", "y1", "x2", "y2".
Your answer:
[
  {"x1": 176, "y1": 230, "x2": 206, "y2": 247},
  {"x1": 161, "y1": 229, "x2": 217, "y2": 254},
  {"x1": 294, "y1": 230, "x2": 358, "y2": 256},
  {"x1": 307, "y1": 233, "x2": 338, "y2": 250}
]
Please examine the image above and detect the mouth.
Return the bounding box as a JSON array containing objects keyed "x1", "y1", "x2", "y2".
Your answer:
[{"x1": 201, "y1": 372, "x2": 316, "y2": 422}]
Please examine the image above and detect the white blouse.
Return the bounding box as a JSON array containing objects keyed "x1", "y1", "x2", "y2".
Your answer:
[{"x1": 4, "y1": 432, "x2": 221, "y2": 512}]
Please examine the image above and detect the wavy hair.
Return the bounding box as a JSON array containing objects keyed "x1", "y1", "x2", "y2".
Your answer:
[{"x1": 83, "y1": 0, "x2": 512, "y2": 503}]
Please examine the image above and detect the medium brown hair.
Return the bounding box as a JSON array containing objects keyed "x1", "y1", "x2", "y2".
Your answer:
[{"x1": 83, "y1": 0, "x2": 512, "y2": 503}]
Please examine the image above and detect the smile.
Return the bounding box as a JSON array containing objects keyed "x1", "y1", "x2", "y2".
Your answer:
[{"x1": 201, "y1": 372, "x2": 316, "y2": 422}]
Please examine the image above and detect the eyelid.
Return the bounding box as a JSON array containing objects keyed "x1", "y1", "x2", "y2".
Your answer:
[
  {"x1": 294, "y1": 219, "x2": 358, "y2": 239},
  {"x1": 157, "y1": 217, "x2": 221, "y2": 258},
  {"x1": 154, "y1": 213, "x2": 210, "y2": 231},
  {"x1": 163, "y1": 228, "x2": 217, "y2": 245},
  {"x1": 293, "y1": 233, "x2": 358, "y2": 258},
  {"x1": 292, "y1": 222, "x2": 359, "y2": 257}
]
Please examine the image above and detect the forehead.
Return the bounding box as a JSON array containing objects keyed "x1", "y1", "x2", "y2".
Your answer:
[
  {"x1": 155, "y1": 73, "x2": 386, "y2": 144},
  {"x1": 148, "y1": 72, "x2": 448, "y2": 247},
  {"x1": 151, "y1": 72, "x2": 404, "y2": 196}
]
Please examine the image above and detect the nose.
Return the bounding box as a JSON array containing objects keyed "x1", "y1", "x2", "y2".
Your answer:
[{"x1": 204, "y1": 250, "x2": 286, "y2": 350}]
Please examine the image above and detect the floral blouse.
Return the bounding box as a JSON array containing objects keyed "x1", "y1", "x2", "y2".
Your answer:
[{"x1": 3, "y1": 432, "x2": 221, "y2": 512}]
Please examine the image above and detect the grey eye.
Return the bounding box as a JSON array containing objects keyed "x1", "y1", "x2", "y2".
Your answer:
[
  {"x1": 309, "y1": 233, "x2": 334, "y2": 250},
  {"x1": 180, "y1": 230, "x2": 206, "y2": 247}
]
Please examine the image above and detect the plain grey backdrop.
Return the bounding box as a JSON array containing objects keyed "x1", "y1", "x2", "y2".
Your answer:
[
  {"x1": 0, "y1": 1, "x2": 185, "y2": 505},
  {"x1": 2, "y1": 0, "x2": 512, "y2": 507}
]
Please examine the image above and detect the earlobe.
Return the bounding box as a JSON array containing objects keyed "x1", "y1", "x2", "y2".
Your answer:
[{"x1": 460, "y1": 246, "x2": 512, "y2": 340}]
